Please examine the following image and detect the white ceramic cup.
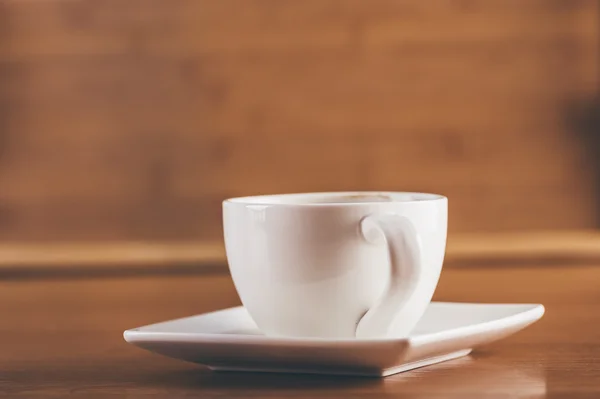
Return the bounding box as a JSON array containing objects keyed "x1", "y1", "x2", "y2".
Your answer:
[{"x1": 223, "y1": 192, "x2": 447, "y2": 339}]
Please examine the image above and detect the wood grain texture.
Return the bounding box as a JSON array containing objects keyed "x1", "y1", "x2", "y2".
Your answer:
[
  {"x1": 0, "y1": 0, "x2": 599, "y2": 242},
  {"x1": 1, "y1": 263, "x2": 599, "y2": 397}
]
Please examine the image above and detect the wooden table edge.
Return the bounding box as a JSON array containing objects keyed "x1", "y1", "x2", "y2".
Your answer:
[{"x1": 0, "y1": 230, "x2": 598, "y2": 273}]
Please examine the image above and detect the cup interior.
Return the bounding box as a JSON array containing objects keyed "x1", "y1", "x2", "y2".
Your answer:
[{"x1": 225, "y1": 191, "x2": 445, "y2": 205}]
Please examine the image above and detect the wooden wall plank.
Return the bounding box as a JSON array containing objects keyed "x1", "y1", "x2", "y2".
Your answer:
[{"x1": 0, "y1": 0, "x2": 597, "y2": 242}]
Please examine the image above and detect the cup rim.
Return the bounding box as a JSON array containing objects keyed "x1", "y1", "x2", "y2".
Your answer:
[{"x1": 223, "y1": 191, "x2": 447, "y2": 206}]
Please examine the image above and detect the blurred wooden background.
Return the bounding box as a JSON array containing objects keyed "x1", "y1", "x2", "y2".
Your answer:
[{"x1": 1, "y1": 0, "x2": 599, "y2": 246}]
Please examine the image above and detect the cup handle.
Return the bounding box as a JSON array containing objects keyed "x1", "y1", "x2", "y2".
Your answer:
[{"x1": 355, "y1": 214, "x2": 422, "y2": 338}]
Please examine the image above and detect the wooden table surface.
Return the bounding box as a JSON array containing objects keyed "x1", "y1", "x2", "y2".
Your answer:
[{"x1": 2, "y1": 263, "x2": 599, "y2": 398}]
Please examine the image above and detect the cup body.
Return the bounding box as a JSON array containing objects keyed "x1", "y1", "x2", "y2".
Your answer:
[{"x1": 223, "y1": 192, "x2": 447, "y2": 338}]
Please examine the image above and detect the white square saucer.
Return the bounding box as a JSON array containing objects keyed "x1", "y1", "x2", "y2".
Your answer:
[{"x1": 124, "y1": 302, "x2": 544, "y2": 377}]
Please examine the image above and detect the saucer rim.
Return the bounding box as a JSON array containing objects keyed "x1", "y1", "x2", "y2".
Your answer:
[{"x1": 123, "y1": 301, "x2": 545, "y2": 345}]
